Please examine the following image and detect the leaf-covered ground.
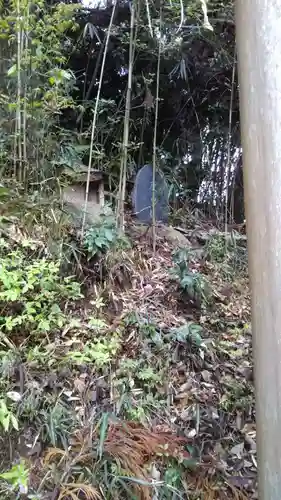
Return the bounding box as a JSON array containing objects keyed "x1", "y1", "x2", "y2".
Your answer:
[{"x1": 0, "y1": 216, "x2": 256, "y2": 499}]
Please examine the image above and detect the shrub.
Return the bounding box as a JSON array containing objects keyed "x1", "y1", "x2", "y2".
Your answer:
[
  {"x1": 0, "y1": 242, "x2": 82, "y2": 335},
  {"x1": 83, "y1": 207, "x2": 130, "y2": 258},
  {"x1": 170, "y1": 248, "x2": 211, "y2": 306}
]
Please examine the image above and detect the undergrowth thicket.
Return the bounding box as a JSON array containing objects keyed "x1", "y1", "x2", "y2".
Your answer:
[{"x1": 0, "y1": 217, "x2": 252, "y2": 499}]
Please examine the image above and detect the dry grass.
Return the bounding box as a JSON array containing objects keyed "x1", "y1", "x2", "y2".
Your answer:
[
  {"x1": 58, "y1": 483, "x2": 102, "y2": 500},
  {"x1": 44, "y1": 420, "x2": 188, "y2": 500}
]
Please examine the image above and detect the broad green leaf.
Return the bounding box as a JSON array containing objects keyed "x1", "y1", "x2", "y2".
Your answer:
[
  {"x1": 10, "y1": 414, "x2": 19, "y2": 431},
  {"x1": 7, "y1": 65, "x2": 17, "y2": 77}
]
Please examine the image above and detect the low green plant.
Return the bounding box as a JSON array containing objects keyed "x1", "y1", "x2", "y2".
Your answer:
[
  {"x1": 220, "y1": 376, "x2": 254, "y2": 412},
  {"x1": 0, "y1": 398, "x2": 18, "y2": 432},
  {"x1": 65, "y1": 334, "x2": 121, "y2": 368},
  {"x1": 116, "y1": 358, "x2": 162, "y2": 390},
  {"x1": 0, "y1": 348, "x2": 19, "y2": 380},
  {"x1": 118, "y1": 392, "x2": 160, "y2": 423},
  {"x1": 205, "y1": 234, "x2": 227, "y2": 263},
  {"x1": 17, "y1": 385, "x2": 44, "y2": 423},
  {"x1": 26, "y1": 345, "x2": 57, "y2": 367},
  {"x1": 205, "y1": 233, "x2": 248, "y2": 277},
  {"x1": 163, "y1": 466, "x2": 183, "y2": 498},
  {"x1": 83, "y1": 206, "x2": 130, "y2": 258},
  {"x1": 125, "y1": 405, "x2": 148, "y2": 422},
  {"x1": 137, "y1": 366, "x2": 161, "y2": 386},
  {"x1": 169, "y1": 322, "x2": 206, "y2": 347},
  {"x1": 40, "y1": 401, "x2": 77, "y2": 448},
  {"x1": 124, "y1": 312, "x2": 164, "y2": 346},
  {"x1": 0, "y1": 460, "x2": 29, "y2": 496},
  {"x1": 0, "y1": 244, "x2": 82, "y2": 335},
  {"x1": 170, "y1": 248, "x2": 211, "y2": 306}
]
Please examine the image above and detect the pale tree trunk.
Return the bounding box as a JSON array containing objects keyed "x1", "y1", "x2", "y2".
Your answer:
[{"x1": 236, "y1": 1, "x2": 281, "y2": 498}]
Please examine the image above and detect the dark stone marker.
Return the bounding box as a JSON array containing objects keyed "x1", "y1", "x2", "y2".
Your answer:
[{"x1": 132, "y1": 164, "x2": 169, "y2": 223}]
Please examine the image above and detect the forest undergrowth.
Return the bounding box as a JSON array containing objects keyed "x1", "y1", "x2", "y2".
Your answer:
[
  {"x1": 0, "y1": 0, "x2": 250, "y2": 497},
  {"x1": 0, "y1": 207, "x2": 256, "y2": 500}
]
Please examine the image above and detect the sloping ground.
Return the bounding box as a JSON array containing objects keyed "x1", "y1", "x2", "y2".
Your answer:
[{"x1": 0, "y1": 218, "x2": 255, "y2": 499}]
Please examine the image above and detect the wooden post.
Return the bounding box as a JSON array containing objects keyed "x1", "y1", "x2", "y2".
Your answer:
[{"x1": 235, "y1": 1, "x2": 281, "y2": 498}]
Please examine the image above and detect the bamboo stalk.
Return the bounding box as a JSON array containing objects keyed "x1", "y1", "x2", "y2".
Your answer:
[
  {"x1": 22, "y1": 0, "x2": 30, "y2": 181},
  {"x1": 152, "y1": 4, "x2": 162, "y2": 254},
  {"x1": 81, "y1": 1, "x2": 117, "y2": 240},
  {"x1": 145, "y1": 0, "x2": 153, "y2": 37},
  {"x1": 15, "y1": 0, "x2": 23, "y2": 179},
  {"x1": 224, "y1": 46, "x2": 236, "y2": 240},
  {"x1": 117, "y1": 0, "x2": 136, "y2": 232}
]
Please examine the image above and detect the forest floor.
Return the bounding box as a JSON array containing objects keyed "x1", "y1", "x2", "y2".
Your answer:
[{"x1": 0, "y1": 213, "x2": 256, "y2": 500}]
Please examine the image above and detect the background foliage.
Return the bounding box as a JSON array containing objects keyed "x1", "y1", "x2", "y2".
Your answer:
[
  {"x1": 0, "y1": 0, "x2": 243, "y2": 224},
  {"x1": 63, "y1": 0, "x2": 242, "y2": 221}
]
